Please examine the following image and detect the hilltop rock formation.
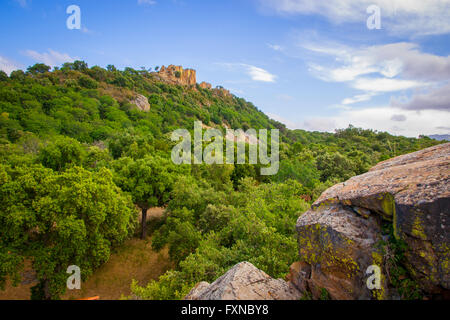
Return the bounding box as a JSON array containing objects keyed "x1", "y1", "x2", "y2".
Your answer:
[
  {"x1": 154, "y1": 65, "x2": 233, "y2": 99},
  {"x1": 157, "y1": 65, "x2": 196, "y2": 86},
  {"x1": 185, "y1": 262, "x2": 302, "y2": 300},
  {"x1": 293, "y1": 142, "x2": 449, "y2": 299},
  {"x1": 199, "y1": 81, "x2": 212, "y2": 90},
  {"x1": 213, "y1": 86, "x2": 232, "y2": 98}
]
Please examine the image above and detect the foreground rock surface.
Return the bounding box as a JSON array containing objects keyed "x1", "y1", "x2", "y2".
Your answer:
[
  {"x1": 294, "y1": 143, "x2": 450, "y2": 299},
  {"x1": 185, "y1": 262, "x2": 302, "y2": 300}
]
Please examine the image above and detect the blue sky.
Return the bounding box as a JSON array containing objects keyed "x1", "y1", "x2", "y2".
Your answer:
[{"x1": 1, "y1": 0, "x2": 450, "y2": 137}]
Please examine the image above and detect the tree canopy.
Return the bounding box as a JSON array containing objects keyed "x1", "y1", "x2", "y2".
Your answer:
[
  {"x1": 0, "y1": 165, "x2": 136, "y2": 299},
  {"x1": 112, "y1": 155, "x2": 189, "y2": 238}
]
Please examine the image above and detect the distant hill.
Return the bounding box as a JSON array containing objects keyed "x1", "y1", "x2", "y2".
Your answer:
[{"x1": 428, "y1": 134, "x2": 450, "y2": 141}]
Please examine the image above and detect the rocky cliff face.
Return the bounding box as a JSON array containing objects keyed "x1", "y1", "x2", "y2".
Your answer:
[
  {"x1": 213, "y1": 87, "x2": 232, "y2": 98},
  {"x1": 185, "y1": 143, "x2": 449, "y2": 300},
  {"x1": 157, "y1": 65, "x2": 196, "y2": 86},
  {"x1": 199, "y1": 81, "x2": 212, "y2": 90}
]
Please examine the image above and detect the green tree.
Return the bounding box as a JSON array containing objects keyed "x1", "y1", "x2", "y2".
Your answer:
[
  {"x1": 73, "y1": 60, "x2": 88, "y2": 72},
  {"x1": 316, "y1": 152, "x2": 356, "y2": 182},
  {"x1": 0, "y1": 164, "x2": 136, "y2": 299},
  {"x1": 106, "y1": 64, "x2": 117, "y2": 72},
  {"x1": 38, "y1": 136, "x2": 86, "y2": 171},
  {"x1": 9, "y1": 70, "x2": 26, "y2": 82},
  {"x1": 113, "y1": 155, "x2": 189, "y2": 239},
  {"x1": 78, "y1": 75, "x2": 98, "y2": 89},
  {"x1": 27, "y1": 63, "x2": 51, "y2": 75},
  {"x1": 0, "y1": 71, "x2": 9, "y2": 82}
]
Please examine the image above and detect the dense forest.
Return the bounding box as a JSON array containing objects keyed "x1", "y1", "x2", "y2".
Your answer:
[{"x1": 0, "y1": 62, "x2": 442, "y2": 299}]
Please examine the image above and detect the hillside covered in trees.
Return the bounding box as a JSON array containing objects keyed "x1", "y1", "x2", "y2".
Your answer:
[{"x1": 0, "y1": 62, "x2": 442, "y2": 300}]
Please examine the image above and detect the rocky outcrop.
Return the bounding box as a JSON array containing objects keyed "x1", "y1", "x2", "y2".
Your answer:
[
  {"x1": 154, "y1": 65, "x2": 234, "y2": 98},
  {"x1": 199, "y1": 81, "x2": 212, "y2": 90},
  {"x1": 130, "y1": 94, "x2": 150, "y2": 112},
  {"x1": 157, "y1": 65, "x2": 196, "y2": 86},
  {"x1": 185, "y1": 262, "x2": 302, "y2": 300},
  {"x1": 213, "y1": 86, "x2": 232, "y2": 98},
  {"x1": 293, "y1": 143, "x2": 450, "y2": 299}
]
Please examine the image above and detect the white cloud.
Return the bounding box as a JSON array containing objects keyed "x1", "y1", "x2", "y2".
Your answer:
[
  {"x1": 271, "y1": 38, "x2": 450, "y2": 135},
  {"x1": 391, "y1": 114, "x2": 407, "y2": 122},
  {"x1": 352, "y1": 78, "x2": 424, "y2": 92},
  {"x1": 22, "y1": 49, "x2": 77, "y2": 67},
  {"x1": 138, "y1": 0, "x2": 156, "y2": 5},
  {"x1": 367, "y1": 43, "x2": 450, "y2": 82},
  {"x1": 217, "y1": 62, "x2": 277, "y2": 83},
  {"x1": 267, "y1": 43, "x2": 284, "y2": 51},
  {"x1": 0, "y1": 56, "x2": 22, "y2": 75},
  {"x1": 304, "y1": 42, "x2": 450, "y2": 83},
  {"x1": 391, "y1": 83, "x2": 450, "y2": 111},
  {"x1": 258, "y1": 0, "x2": 450, "y2": 36},
  {"x1": 274, "y1": 106, "x2": 450, "y2": 137},
  {"x1": 301, "y1": 117, "x2": 338, "y2": 132},
  {"x1": 341, "y1": 92, "x2": 376, "y2": 105},
  {"x1": 301, "y1": 41, "x2": 450, "y2": 105},
  {"x1": 308, "y1": 62, "x2": 378, "y2": 82},
  {"x1": 242, "y1": 64, "x2": 277, "y2": 82}
]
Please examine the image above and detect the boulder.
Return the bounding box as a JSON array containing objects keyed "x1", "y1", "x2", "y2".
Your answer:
[
  {"x1": 184, "y1": 282, "x2": 210, "y2": 300},
  {"x1": 184, "y1": 262, "x2": 302, "y2": 300},
  {"x1": 293, "y1": 143, "x2": 450, "y2": 299},
  {"x1": 131, "y1": 94, "x2": 150, "y2": 112}
]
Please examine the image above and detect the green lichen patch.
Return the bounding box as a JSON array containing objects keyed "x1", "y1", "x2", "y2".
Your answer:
[
  {"x1": 411, "y1": 215, "x2": 427, "y2": 240},
  {"x1": 378, "y1": 192, "x2": 396, "y2": 220},
  {"x1": 298, "y1": 224, "x2": 360, "y2": 279}
]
